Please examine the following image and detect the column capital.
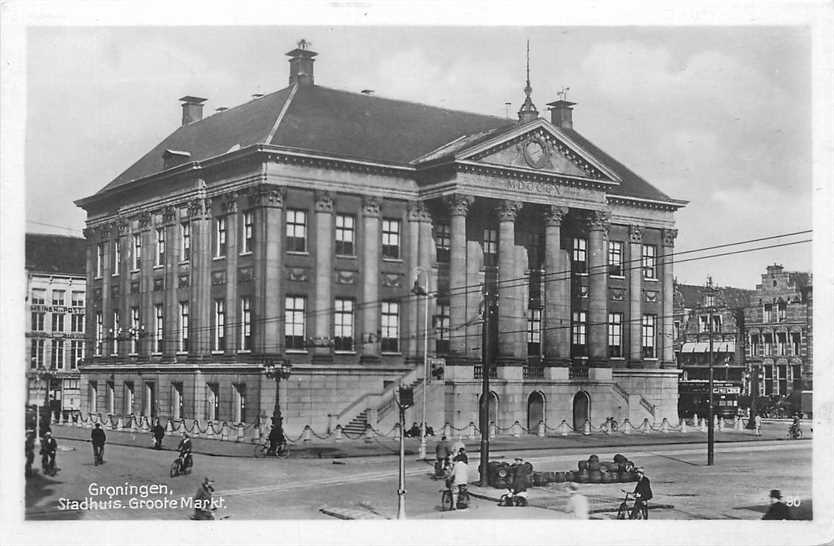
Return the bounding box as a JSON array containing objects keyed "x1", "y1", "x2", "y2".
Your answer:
[
  {"x1": 497, "y1": 200, "x2": 523, "y2": 222},
  {"x1": 98, "y1": 223, "x2": 113, "y2": 240},
  {"x1": 117, "y1": 216, "x2": 130, "y2": 236},
  {"x1": 314, "y1": 191, "x2": 334, "y2": 213},
  {"x1": 187, "y1": 198, "x2": 211, "y2": 219},
  {"x1": 136, "y1": 210, "x2": 153, "y2": 231},
  {"x1": 585, "y1": 209, "x2": 610, "y2": 232},
  {"x1": 82, "y1": 227, "x2": 94, "y2": 240},
  {"x1": 162, "y1": 205, "x2": 177, "y2": 226},
  {"x1": 663, "y1": 228, "x2": 678, "y2": 247},
  {"x1": 407, "y1": 200, "x2": 432, "y2": 223},
  {"x1": 544, "y1": 206, "x2": 569, "y2": 227},
  {"x1": 248, "y1": 185, "x2": 285, "y2": 209},
  {"x1": 629, "y1": 224, "x2": 643, "y2": 244},
  {"x1": 220, "y1": 192, "x2": 239, "y2": 214},
  {"x1": 445, "y1": 194, "x2": 474, "y2": 217},
  {"x1": 362, "y1": 195, "x2": 381, "y2": 217}
]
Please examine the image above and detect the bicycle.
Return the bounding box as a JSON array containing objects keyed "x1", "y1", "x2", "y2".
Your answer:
[
  {"x1": 441, "y1": 484, "x2": 470, "y2": 511},
  {"x1": 41, "y1": 452, "x2": 57, "y2": 477},
  {"x1": 253, "y1": 439, "x2": 291, "y2": 459},
  {"x1": 787, "y1": 426, "x2": 803, "y2": 440},
  {"x1": 616, "y1": 489, "x2": 647, "y2": 520},
  {"x1": 170, "y1": 452, "x2": 193, "y2": 477}
]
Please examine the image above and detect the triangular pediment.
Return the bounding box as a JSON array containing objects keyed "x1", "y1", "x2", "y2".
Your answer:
[{"x1": 456, "y1": 119, "x2": 621, "y2": 183}]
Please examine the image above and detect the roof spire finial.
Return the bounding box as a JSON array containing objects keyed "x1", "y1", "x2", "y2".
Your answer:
[{"x1": 517, "y1": 39, "x2": 538, "y2": 123}]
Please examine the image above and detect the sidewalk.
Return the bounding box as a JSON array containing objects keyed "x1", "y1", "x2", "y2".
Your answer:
[{"x1": 49, "y1": 421, "x2": 810, "y2": 459}]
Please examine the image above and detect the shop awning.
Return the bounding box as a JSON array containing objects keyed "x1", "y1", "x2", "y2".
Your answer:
[{"x1": 680, "y1": 342, "x2": 735, "y2": 353}]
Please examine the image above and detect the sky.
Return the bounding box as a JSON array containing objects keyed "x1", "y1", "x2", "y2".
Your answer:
[{"x1": 23, "y1": 24, "x2": 813, "y2": 288}]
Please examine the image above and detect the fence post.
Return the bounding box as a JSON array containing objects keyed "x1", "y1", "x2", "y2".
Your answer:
[
  {"x1": 559, "y1": 420, "x2": 569, "y2": 437},
  {"x1": 488, "y1": 421, "x2": 496, "y2": 439},
  {"x1": 512, "y1": 420, "x2": 521, "y2": 438},
  {"x1": 443, "y1": 422, "x2": 452, "y2": 438},
  {"x1": 622, "y1": 418, "x2": 632, "y2": 434},
  {"x1": 303, "y1": 425, "x2": 312, "y2": 442},
  {"x1": 583, "y1": 419, "x2": 591, "y2": 436},
  {"x1": 537, "y1": 420, "x2": 545, "y2": 438},
  {"x1": 661, "y1": 418, "x2": 669, "y2": 433},
  {"x1": 468, "y1": 422, "x2": 477, "y2": 440},
  {"x1": 680, "y1": 418, "x2": 688, "y2": 433}
]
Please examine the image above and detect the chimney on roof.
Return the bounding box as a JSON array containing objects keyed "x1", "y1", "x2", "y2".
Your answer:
[
  {"x1": 179, "y1": 96, "x2": 207, "y2": 126},
  {"x1": 286, "y1": 39, "x2": 318, "y2": 87},
  {"x1": 547, "y1": 99, "x2": 576, "y2": 130}
]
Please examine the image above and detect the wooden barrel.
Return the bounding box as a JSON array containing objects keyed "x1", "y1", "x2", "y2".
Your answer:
[
  {"x1": 618, "y1": 471, "x2": 630, "y2": 483},
  {"x1": 589, "y1": 470, "x2": 603, "y2": 483},
  {"x1": 601, "y1": 471, "x2": 614, "y2": 483},
  {"x1": 565, "y1": 471, "x2": 575, "y2": 482},
  {"x1": 553, "y1": 471, "x2": 565, "y2": 483},
  {"x1": 578, "y1": 460, "x2": 588, "y2": 472},
  {"x1": 575, "y1": 471, "x2": 589, "y2": 483},
  {"x1": 588, "y1": 454, "x2": 600, "y2": 464},
  {"x1": 588, "y1": 461, "x2": 601, "y2": 472},
  {"x1": 599, "y1": 464, "x2": 609, "y2": 473}
]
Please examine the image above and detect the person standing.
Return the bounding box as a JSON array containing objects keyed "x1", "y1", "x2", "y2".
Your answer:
[
  {"x1": 762, "y1": 489, "x2": 791, "y2": 520},
  {"x1": 434, "y1": 436, "x2": 451, "y2": 476},
  {"x1": 632, "y1": 467, "x2": 653, "y2": 519},
  {"x1": 152, "y1": 419, "x2": 165, "y2": 450},
  {"x1": 25, "y1": 430, "x2": 36, "y2": 478},
  {"x1": 40, "y1": 431, "x2": 58, "y2": 475},
  {"x1": 754, "y1": 413, "x2": 762, "y2": 437},
  {"x1": 91, "y1": 423, "x2": 107, "y2": 465},
  {"x1": 192, "y1": 477, "x2": 216, "y2": 520},
  {"x1": 566, "y1": 483, "x2": 589, "y2": 519}
]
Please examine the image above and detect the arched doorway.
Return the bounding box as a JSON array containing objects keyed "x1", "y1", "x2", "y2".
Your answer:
[
  {"x1": 527, "y1": 391, "x2": 544, "y2": 433},
  {"x1": 572, "y1": 391, "x2": 590, "y2": 431},
  {"x1": 479, "y1": 391, "x2": 499, "y2": 425}
]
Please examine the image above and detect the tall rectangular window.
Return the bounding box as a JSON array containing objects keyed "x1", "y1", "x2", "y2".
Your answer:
[
  {"x1": 791, "y1": 332, "x2": 801, "y2": 355},
  {"x1": 750, "y1": 334, "x2": 760, "y2": 357},
  {"x1": 642, "y1": 245, "x2": 656, "y2": 279},
  {"x1": 31, "y1": 339, "x2": 45, "y2": 368},
  {"x1": 699, "y1": 315, "x2": 709, "y2": 333},
  {"x1": 241, "y1": 210, "x2": 254, "y2": 254},
  {"x1": 155, "y1": 228, "x2": 165, "y2": 266},
  {"x1": 763, "y1": 303, "x2": 773, "y2": 323},
  {"x1": 764, "y1": 365, "x2": 773, "y2": 395},
  {"x1": 483, "y1": 228, "x2": 498, "y2": 266},
  {"x1": 777, "y1": 332, "x2": 787, "y2": 356},
  {"x1": 380, "y1": 301, "x2": 400, "y2": 352},
  {"x1": 572, "y1": 238, "x2": 588, "y2": 274},
  {"x1": 52, "y1": 313, "x2": 65, "y2": 332},
  {"x1": 284, "y1": 296, "x2": 305, "y2": 350},
  {"x1": 71, "y1": 291, "x2": 85, "y2": 307},
  {"x1": 52, "y1": 290, "x2": 65, "y2": 306},
  {"x1": 435, "y1": 303, "x2": 450, "y2": 354},
  {"x1": 763, "y1": 333, "x2": 773, "y2": 356},
  {"x1": 214, "y1": 299, "x2": 225, "y2": 351},
  {"x1": 240, "y1": 296, "x2": 252, "y2": 351},
  {"x1": 642, "y1": 314, "x2": 657, "y2": 358},
  {"x1": 435, "y1": 223, "x2": 451, "y2": 263},
  {"x1": 133, "y1": 233, "x2": 142, "y2": 270},
  {"x1": 206, "y1": 383, "x2": 220, "y2": 421},
  {"x1": 334, "y1": 298, "x2": 354, "y2": 351},
  {"x1": 51, "y1": 339, "x2": 64, "y2": 370},
  {"x1": 154, "y1": 304, "x2": 164, "y2": 353},
  {"x1": 88, "y1": 381, "x2": 97, "y2": 413},
  {"x1": 571, "y1": 311, "x2": 588, "y2": 356},
  {"x1": 130, "y1": 307, "x2": 140, "y2": 354},
  {"x1": 111, "y1": 311, "x2": 119, "y2": 355},
  {"x1": 31, "y1": 312, "x2": 45, "y2": 331},
  {"x1": 234, "y1": 384, "x2": 247, "y2": 423},
  {"x1": 106, "y1": 381, "x2": 115, "y2": 415},
  {"x1": 71, "y1": 313, "x2": 85, "y2": 333},
  {"x1": 215, "y1": 216, "x2": 227, "y2": 257},
  {"x1": 711, "y1": 314, "x2": 722, "y2": 333},
  {"x1": 608, "y1": 312, "x2": 623, "y2": 358},
  {"x1": 95, "y1": 312, "x2": 103, "y2": 355},
  {"x1": 113, "y1": 241, "x2": 120, "y2": 275},
  {"x1": 777, "y1": 301, "x2": 787, "y2": 322},
  {"x1": 608, "y1": 241, "x2": 624, "y2": 276},
  {"x1": 527, "y1": 308, "x2": 542, "y2": 356},
  {"x1": 178, "y1": 302, "x2": 189, "y2": 353},
  {"x1": 31, "y1": 288, "x2": 46, "y2": 305},
  {"x1": 381, "y1": 219, "x2": 401, "y2": 259},
  {"x1": 285, "y1": 209, "x2": 307, "y2": 252},
  {"x1": 71, "y1": 340, "x2": 84, "y2": 369},
  {"x1": 335, "y1": 214, "x2": 355, "y2": 256},
  {"x1": 180, "y1": 222, "x2": 191, "y2": 262},
  {"x1": 96, "y1": 243, "x2": 104, "y2": 277}
]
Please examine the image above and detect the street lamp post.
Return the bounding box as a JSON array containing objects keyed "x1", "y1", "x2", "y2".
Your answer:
[
  {"x1": 411, "y1": 278, "x2": 430, "y2": 461},
  {"x1": 30, "y1": 367, "x2": 53, "y2": 438},
  {"x1": 263, "y1": 360, "x2": 292, "y2": 430},
  {"x1": 395, "y1": 386, "x2": 414, "y2": 520},
  {"x1": 705, "y1": 280, "x2": 716, "y2": 466}
]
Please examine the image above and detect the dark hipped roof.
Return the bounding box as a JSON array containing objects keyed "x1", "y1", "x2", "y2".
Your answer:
[
  {"x1": 675, "y1": 283, "x2": 755, "y2": 310},
  {"x1": 26, "y1": 233, "x2": 86, "y2": 276},
  {"x1": 97, "y1": 84, "x2": 675, "y2": 204}
]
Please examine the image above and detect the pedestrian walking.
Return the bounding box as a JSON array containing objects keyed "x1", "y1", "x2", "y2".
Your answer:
[
  {"x1": 566, "y1": 483, "x2": 589, "y2": 519},
  {"x1": 152, "y1": 419, "x2": 166, "y2": 450},
  {"x1": 754, "y1": 414, "x2": 762, "y2": 437},
  {"x1": 762, "y1": 489, "x2": 791, "y2": 520},
  {"x1": 25, "y1": 430, "x2": 35, "y2": 478},
  {"x1": 40, "y1": 431, "x2": 58, "y2": 475},
  {"x1": 91, "y1": 422, "x2": 107, "y2": 464}
]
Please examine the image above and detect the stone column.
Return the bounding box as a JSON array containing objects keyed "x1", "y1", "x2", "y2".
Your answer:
[
  {"x1": 628, "y1": 225, "x2": 643, "y2": 368},
  {"x1": 117, "y1": 218, "x2": 130, "y2": 358},
  {"x1": 406, "y1": 201, "x2": 423, "y2": 360},
  {"x1": 313, "y1": 191, "x2": 334, "y2": 363},
  {"x1": 360, "y1": 196, "x2": 381, "y2": 363},
  {"x1": 543, "y1": 206, "x2": 570, "y2": 366},
  {"x1": 497, "y1": 200, "x2": 524, "y2": 363},
  {"x1": 661, "y1": 228, "x2": 678, "y2": 368},
  {"x1": 251, "y1": 185, "x2": 284, "y2": 355},
  {"x1": 82, "y1": 227, "x2": 96, "y2": 358},
  {"x1": 163, "y1": 206, "x2": 178, "y2": 359},
  {"x1": 223, "y1": 193, "x2": 239, "y2": 355},
  {"x1": 138, "y1": 211, "x2": 154, "y2": 357},
  {"x1": 417, "y1": 204, "x2": 435, "y2": 362},
  {"x1": 586, "y1": 209, "x2": 610, "y2": 367},
  {"x1": 100, "y1": 224, "x2": 113, "y2": 357},
  {"x1": 189, "y1": 195, "x2": 212, "y2": 358},
  {"x1": 447, "y1": 194, "x2": 473, "y2": 360}
]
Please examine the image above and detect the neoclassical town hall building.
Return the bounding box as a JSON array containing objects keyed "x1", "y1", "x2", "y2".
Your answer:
[{"x1": 76, "y1": 43, "x2": 686, "y2": 435}]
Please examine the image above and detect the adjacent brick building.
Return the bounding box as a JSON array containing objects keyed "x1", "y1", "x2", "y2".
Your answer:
[{"x1": 75, "y1": 42, "x2": 687, "y2": 435}]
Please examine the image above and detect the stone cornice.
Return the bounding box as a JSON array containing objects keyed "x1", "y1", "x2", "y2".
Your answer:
[
  {"x1": 454, "y1": 160, "x2": 617, "y2": 192},
  {"x1": 607, "y1": 195, "x2": 687, "y2": 212}
]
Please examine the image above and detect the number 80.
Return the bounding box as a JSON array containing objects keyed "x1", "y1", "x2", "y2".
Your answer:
[{"x1": 785, "y1": 496, "x2": 801, "y2": 507}]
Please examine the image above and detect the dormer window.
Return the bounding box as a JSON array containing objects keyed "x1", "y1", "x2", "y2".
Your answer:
[{"x1": 162, "y1": 149, "x2": 191, "y2": 170}]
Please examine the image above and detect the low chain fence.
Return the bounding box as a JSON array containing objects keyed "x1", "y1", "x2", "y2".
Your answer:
[{"x1": 51, "y1": 410, "x2": 754, "y2": 446}]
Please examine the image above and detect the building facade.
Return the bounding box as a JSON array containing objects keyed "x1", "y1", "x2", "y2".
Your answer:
[
  {"x1": 744, "y1": 264, "x2": 812, "y2": 416},
  {"x1": 76, "y1": 43, "x2": 686, "y2": 435},
  {"x1": 673, "y1": 280, "x2": 754, "y2": 418},
  {"x1": 26, "y1": 234, "x2": 88, "y2": 419}
]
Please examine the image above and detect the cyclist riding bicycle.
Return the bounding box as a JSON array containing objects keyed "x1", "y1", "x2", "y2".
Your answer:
[
  {"x1": 445, "y1": 452, "x2": 469, "y2": 510},
  {"x1": 790, "y1": 415, "x2": 801, "y2": 436},
  {"x1": 632, "y1": 467, "x2": 653, "y2": 519},
  {"x1": 177, "y1": 432, "x2": 193, "y2": 470},
  {"x1": 434, "y1": 436, "x2": 451, "y2": 477},
  {"x1": 267, "y1": 423, "x2": 286, "y2": 456}
]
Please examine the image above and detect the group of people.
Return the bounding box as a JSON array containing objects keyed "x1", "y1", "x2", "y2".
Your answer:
[
  {"x1": 434, "y1": 436, "x2": 469, "y2": 509},
  {"x1": 406, "y1": 422, "x2": 435, "y2": 438},
  {"x1": 24, "y1": 429, "x2": 58, "y2": 477}
]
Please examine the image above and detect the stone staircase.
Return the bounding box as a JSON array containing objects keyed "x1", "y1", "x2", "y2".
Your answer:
[
  {"x1": 335, "y1": 364, "x2": 425, "y2": 434},
  {"x1": 342, "y1": 409, "x2": 369, "y2": 436}
]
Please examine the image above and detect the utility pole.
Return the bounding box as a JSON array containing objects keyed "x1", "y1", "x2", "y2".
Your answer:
[
  {"x1": 707, "y1": 282, "x2": 715, "y2": 465},
  {"x1": 479, "y1": 284, "x2": 497, "y2": 487},
  {"x1": 395, "y1": 386, "x2": 413, "y2": 519}
]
